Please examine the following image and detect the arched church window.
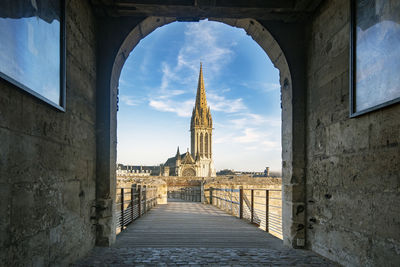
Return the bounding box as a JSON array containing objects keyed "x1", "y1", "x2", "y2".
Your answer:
[
  {"x1": 205, "y1": 133, "x2": 208, "y2": 156},
  {"x1": 200, "y1": 133, "x2": 203, "y2": 155}
]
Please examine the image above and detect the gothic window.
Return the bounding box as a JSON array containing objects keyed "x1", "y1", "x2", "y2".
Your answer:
[
  {"x1": 205, "y1": 132, "x2": 208, "y2": 157},
  {"x1": 200, "y1": 133, "x2": 203, "y2": 155},
  {"x1": 182, "y1": 168, "x2": 196, "y2": 176},
  {"x1": 210, "y1": 134, "x2": 212, "y2": 155}
]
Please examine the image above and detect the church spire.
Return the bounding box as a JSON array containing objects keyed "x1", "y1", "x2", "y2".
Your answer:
[
  {"x1": 195, "y1": 62, "x2": 207, "y2": 111},
  {"x1": 176, "y1": 146, "x2": 181, "y2": 160}
]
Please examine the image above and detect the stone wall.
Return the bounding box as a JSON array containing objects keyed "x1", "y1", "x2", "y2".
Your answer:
[
  {"x1": 117, "y1": 176, "x2": 281, "y2": 204},
  {"x1": 117, "y1": 177, "x2": 168, "y2": 204},
  {"x1": 306, "y1": 0, "x2": 400, "y2": 265},
  {"x1": 205, "y1": 176, "x2": 281, "y2": 189},
  {"x1": 0, "y1": 1, "x2": 97, "y2": 265}
]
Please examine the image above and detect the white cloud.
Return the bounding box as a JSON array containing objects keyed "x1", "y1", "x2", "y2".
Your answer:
[
  {"x1": 229, "y1": 113, "x2": 281, "y2": 129},
  {"x1": 241, "y1": 81, "x2": 281, "y2": 93},
  {"x1": 207, "y1": 92, "x2": 246, "y2": 113},
  {"x1": 158, "y1": 90, "x2": 185, "y2": 99},
  {"x1": 119, "y1": 78, "x2": 130, "y2": 88},
  {"x1": 148, "y1": 20, "x2": 241, "y2": 117},
  {"x1": 160, "y1": 62, "x2": 180, "y2": 90},
  {"x1": 159, "y1": 20, "x2": 238, "y2": 92},
  {"x1": 120, "y1": 95, "x2": 142, "y2": 106},
  {"x1": 261, "y1": 82, "x2": 280, "y2": 92},
  {"x1": 213, "y1": 112, "x2": 281, "y2": 153},
  {"x1": 233, "y1": 128, "x2": 262, "y2": 143},
  {"x1": 179, "y1": 21, "x2": 235, "y2": 75},
  {"x1": 149, "y1": 99, "x2": 194, "y2": 117}
]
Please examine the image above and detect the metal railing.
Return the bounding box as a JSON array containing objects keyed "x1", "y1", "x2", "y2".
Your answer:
[
  {"x1": 179, "y1": 187, "x2": 202, "y2": 202},
  {"x1": 206, "y1": 188, "x2": 282, "y2": 238},
  {"x1": 115, "y1": 184, "x2": 158, "y2": 233}
]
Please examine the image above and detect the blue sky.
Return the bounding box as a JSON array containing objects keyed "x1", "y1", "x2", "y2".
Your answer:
[{"x1": 117, "y1": 20, "x2": 281, "y2": 172}]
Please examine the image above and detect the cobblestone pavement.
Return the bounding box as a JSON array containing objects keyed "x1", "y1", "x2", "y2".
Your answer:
[{"x1": 73, "y1": 247, "x2": 335, "y2": 266}]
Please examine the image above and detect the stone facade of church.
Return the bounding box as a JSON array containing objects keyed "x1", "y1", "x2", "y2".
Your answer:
[{"x1": 161, "y1": 64, "x2": 216, "y2": 177}]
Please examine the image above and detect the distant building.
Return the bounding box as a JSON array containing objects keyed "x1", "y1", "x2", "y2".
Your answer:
[
  {"x1": 264, "y1": 167, "x2": 270, "y2": 177},
  {"x1": 160, "y1": 64, "x2": 216, "y2": 177},
  {"x1": 116, "y1": 164, "x2": 160, "y2": 176},
  {"x1": 216, "y1": 169, "x2": 235, "y2": 176},
  {"x1": 217, "y1": 166, "x2": 277, "y2": 178}
]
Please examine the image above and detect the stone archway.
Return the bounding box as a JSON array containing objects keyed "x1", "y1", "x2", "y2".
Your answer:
[{"x1": 96, "y1": 16, "x2": 306, "y2": 249}]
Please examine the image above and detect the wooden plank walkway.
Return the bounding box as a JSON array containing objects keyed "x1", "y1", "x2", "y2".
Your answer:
[
  {"x1": 74, "y1": 201, "x2": 336, "y2": 266},
  {"x1": 115, "y1": 199, "x2": 281, "y2": 248}
]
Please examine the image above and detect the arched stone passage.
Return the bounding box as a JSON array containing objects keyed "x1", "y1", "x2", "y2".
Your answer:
[{"x1": 96, "y1": 16, "x2": 306, "y2": 249}]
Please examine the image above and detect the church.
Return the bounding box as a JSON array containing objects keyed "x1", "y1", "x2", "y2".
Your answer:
[{"x1": 161, "y1": 64, "x2": 216, "y2": 177}]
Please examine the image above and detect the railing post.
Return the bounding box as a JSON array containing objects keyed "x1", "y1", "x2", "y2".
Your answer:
[
  {"x1": 131, "y1": 184, "x2": 135, "y2": 222},
  {"x1": 201, "y1": 183, "x2": 205, "y2": 203},
  {"x1": 230, "y1": 188, "x2": 233, "y2": 215},
  {"x1": 121, "y1": 188, "x2": 124, "y2": 229},
  {"x1": 219, "y1": 189, "x2": 221, "y2": 208},
  {"x1": 150, "y1": 187, "x2": 153, "y2": 208},
  {"x1": 138, "y1": 185, "x2": 142, "y2": 217},
  {"x1": 224, "y1": 189, "x2": 227, "y2": 210},
  {"x1": 251, "y1": 189, "x2": 254, "y2": 224},
  {"x1": 151, "y1": 187, "x2": 154, "y2": 207},
  {"x1": 143, "y1": 185, "x2": 147, "y2": 213},
  {"x1": 265, "y1": 190, "x2": 269, "y2": 232},
  {"x1": 210, "y1": 187, "x2": 213, "y2": 205},
  {"x1": 239, "y1": 187, "x2": 243, "y2": 219}
]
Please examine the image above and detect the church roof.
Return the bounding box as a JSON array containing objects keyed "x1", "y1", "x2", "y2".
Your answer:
[
  {"x1": 164, "y1": 156, "x2": 175, "y2": 165},
  {"x1": 165, "y1": 152, "x2": 194, "y2": 166},
  {"x1": 181, "y1": 151, "x2": 195, "y2": 164}
]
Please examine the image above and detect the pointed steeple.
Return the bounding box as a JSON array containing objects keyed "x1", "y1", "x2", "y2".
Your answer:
[
  {"x1": 191, "y1": 63, "x2": 212, "y2": 130},
  {"x1": 176, "y1": 146, "x2": 181, "y2": 160},
  {"x1": 195, "y1": 62, "x2": 208, "y2": 111},
  {"x1": 190, "y1": 63, "x2": 214, "y2": 166}
]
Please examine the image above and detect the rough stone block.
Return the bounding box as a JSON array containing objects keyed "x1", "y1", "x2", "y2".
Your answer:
[
  {"x1": 63, "y1": 180, "x2": 81, "y2": 214},
  {"x1": 0, "y1": 80, "x2": 23, "y2": 132}
]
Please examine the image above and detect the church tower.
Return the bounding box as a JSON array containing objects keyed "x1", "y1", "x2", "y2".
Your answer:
[{"x1": 190, "y1": 63, "x2": 216, "y2": 177}]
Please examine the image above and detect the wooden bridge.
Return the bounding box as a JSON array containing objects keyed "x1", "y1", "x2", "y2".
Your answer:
[
  {"x1": 115, "y1": 200, "x2": 281, "y2": 248},
  {"x1": 75, "y1": 199, "x2": 335, "y2": 266}
]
